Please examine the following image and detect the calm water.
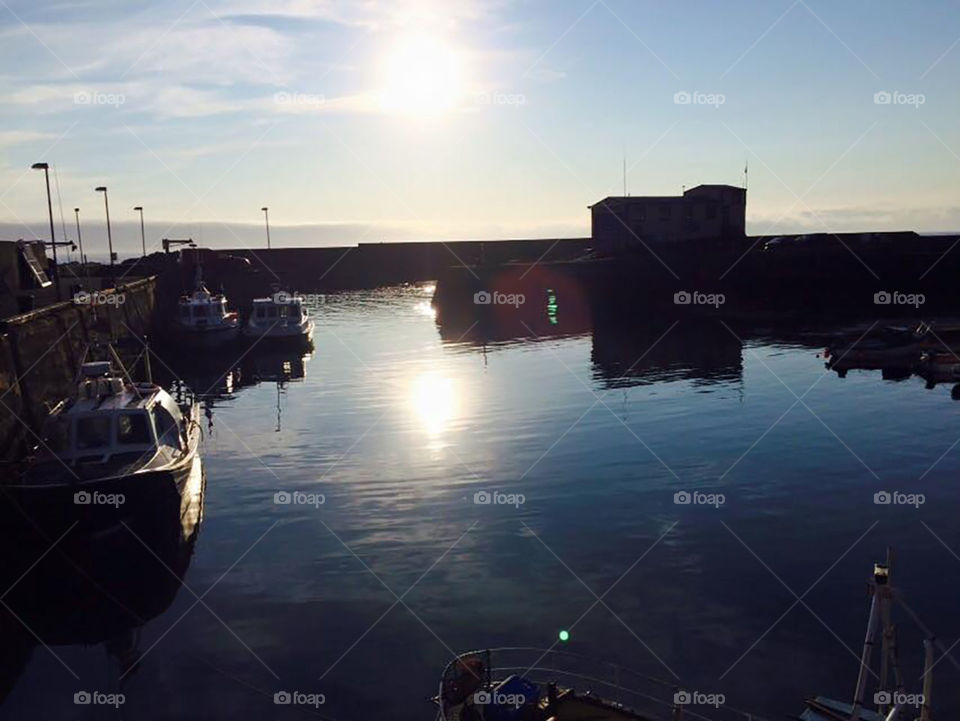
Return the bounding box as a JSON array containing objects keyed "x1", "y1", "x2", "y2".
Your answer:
[{"x1": 3, "y1": 284, "x2": 960, "y2": 719}]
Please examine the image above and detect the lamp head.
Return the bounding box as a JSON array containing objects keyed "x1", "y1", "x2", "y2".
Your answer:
[
  {"x1": 95, "y1": 186, "x2": 107, "y2": 192},
  {"x1": 134, "y1": 206, "x2": 143, "y2": 211},
  {"x1": 31, "y1": 162, "x2": 49, "y2": 170},
  {"x1": 261, "y1": 206, "x2": 268, "y2": 212}
]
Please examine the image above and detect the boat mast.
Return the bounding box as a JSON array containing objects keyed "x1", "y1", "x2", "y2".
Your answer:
[
  {"x1": 877, "y1": 548, "x2": 898, "y2": 717},
  {"x1": 851, "y1": 563, "x2": 888, "y2": 721},
  {"x1": 920, "y1": 639, "x2": 934, "y2": 721}
]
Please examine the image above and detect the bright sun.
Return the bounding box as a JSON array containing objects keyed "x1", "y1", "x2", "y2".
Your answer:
[{"x1": 380, "y1": 33, "x2": 464, "y2": 115}]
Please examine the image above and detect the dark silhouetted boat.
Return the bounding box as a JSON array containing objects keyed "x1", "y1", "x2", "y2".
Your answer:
[{"x1": 3, "y1": 355, "x2": 202, "y2": 530}]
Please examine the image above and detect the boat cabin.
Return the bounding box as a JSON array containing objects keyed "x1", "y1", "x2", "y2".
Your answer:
[
  {"x1": 42, "y1": 362, "x2": 186, "y2": 464},
  {"x1": 249, "y1": 295, "x2": 308, "y2": 326},
  {"x1": 177, "y1": 286, "x2": 235, "y2": 329}
]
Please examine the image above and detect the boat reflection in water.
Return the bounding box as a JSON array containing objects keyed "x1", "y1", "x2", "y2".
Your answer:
[
  {"x1": 0, "y1": 456, "x2": 205, "y2": 703},
  {"x1": 152, "y1": 339, "x2": 312, "y2": 434}
]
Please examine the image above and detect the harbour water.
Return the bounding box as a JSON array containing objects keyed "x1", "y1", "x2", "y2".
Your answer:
[{"x1": 2, "y1": 283, "x2": 959, "y2": 719}]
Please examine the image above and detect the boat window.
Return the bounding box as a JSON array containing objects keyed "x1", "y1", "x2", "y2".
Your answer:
[
  {"x1": 117, "y1": 413, "x2": 151, "y2": 445},
  {"x1": 75, "y1": 416, "x2": 111, "y2": 451},
  {"x1": 152, "y1": 407, "x2": 181, "y2": 450}
]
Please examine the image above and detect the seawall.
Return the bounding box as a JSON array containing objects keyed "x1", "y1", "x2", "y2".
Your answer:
[{"x1": 0, "y1": 277, "x2": 157, "y2": 461}]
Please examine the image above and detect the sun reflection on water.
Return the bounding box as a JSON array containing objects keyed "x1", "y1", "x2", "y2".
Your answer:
[{"x1": 411, "y1": 373, "x2": 457, "y2": 438}]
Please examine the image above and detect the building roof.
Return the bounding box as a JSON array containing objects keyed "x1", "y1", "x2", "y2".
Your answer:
[{"x1": 589, "y1": 184, "x2": 745, "y2": 208}]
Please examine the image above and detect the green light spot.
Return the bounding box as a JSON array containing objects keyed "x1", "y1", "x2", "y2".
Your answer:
[{"x1": 559, "y1": 630, "x2": 570, "y2": 642}]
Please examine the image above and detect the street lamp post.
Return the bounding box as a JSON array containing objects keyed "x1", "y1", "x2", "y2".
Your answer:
[
  {"x1": 134, "y1": 206, "x2": 146, "y2": 257},
  {"x1": 261, "y1": 206, "x2": 271, "y2": 250},
  {"x1": 74, "y1": 207, "x2": 86, "y2": 281},
  {"x1": 95, "y1": 186, "x2": 115, "y2": 283},
  {"x1": 31, "y1": 162, "x2": 61, "y2": 300}
]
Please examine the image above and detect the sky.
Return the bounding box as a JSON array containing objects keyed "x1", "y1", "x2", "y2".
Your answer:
[{"x1": 1, "y1": 0, "x2": 959, "y2": 256}]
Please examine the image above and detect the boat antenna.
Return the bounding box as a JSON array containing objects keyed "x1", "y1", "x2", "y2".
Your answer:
[
  {"x1": 107, "y1": 344, "x2": 142, "y2": 397},
  {"x1": 143, "y1": 336, "x2": 153, "y2": 384}
]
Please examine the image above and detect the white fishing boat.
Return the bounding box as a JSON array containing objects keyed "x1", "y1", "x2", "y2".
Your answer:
[
  {"x1": 4, "y1": 350, "x2": 203, "y2": 530},
  {"x1": 173, "y1": 268, "x2": 240, "y2": 346},
  {"x1": 242, "y1": 291, "x2": 314, "y2": 344}
]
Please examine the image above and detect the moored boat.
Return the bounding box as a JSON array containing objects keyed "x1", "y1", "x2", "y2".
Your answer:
[
  {"x1": 916, "y1": 350, "x2": 960, "y2": 384},
  {"x1": 172, "y1": 268, "x2": 241, "y2": 347},
  {"x1": 242, "y1": 291, "x2": 314, "y2": 345},
  {"x1": 2, "y1": 356, "x2": 203, "y2": 530},
  {"x1": 433, "y1": 554, "x2": 939, "y2": 721},
  {"x1": 824, "y1": 326, "x2": 923, "y2": 373}
]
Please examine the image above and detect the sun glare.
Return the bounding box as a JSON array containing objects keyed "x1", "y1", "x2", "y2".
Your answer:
[
  {"x1": 380, "y1": 33, "x2": 464, "y2": 115},
  {"x1": 412, "y1": 373, "x2": 457, "y2": 437}
]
